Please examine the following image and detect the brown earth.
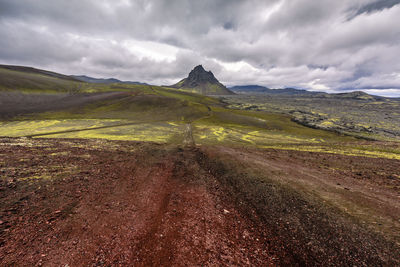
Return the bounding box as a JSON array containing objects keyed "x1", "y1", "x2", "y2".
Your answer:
[{"x1": 0, "y1": 138, "x2": 399, "y2": 266}]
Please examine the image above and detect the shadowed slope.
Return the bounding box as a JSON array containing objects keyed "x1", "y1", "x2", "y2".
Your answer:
[{"x1": 0, "y1": 65, "x2": 83, "y2": 93}]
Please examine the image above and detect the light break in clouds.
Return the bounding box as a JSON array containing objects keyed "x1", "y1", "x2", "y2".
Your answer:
[{"x1": 1, "y1": 0, "x2": 400, "y2": 97}]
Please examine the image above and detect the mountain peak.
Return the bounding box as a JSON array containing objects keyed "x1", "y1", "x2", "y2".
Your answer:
[
  {"x1": 171, "y1": 65, "x2": 234, "y2": 95},
  {"x1": 193, "y1": 65, "x2": 205, "y2": 71},
  {"x1": 191, "y1": 64, "x2": 213, "y2": 75},
  {"x1": 186, "y1": 65, "x2": 219, "y2": 85}
]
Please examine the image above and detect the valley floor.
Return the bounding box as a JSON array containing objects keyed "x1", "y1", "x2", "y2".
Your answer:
[{"x1": 1, "y1": 138, "x2": 399, "y2": 266}]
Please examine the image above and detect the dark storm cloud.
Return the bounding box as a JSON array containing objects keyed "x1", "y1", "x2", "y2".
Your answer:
[
  {"x1": 0, "y1": 0, "x2": 399, "y2": 96},
  {"x1": 355, "y1": 0, "x2": 400, "y2": 15}
]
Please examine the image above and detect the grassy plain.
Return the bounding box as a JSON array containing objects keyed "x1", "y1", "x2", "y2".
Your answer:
[{"x1": 1, "y1": 68, "x2": 399, "y2": 159}]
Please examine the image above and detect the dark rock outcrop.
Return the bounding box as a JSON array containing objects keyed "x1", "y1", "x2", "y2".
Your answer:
[{"x1": 171, "y1": 65, "x2": 234, "y2": 95}]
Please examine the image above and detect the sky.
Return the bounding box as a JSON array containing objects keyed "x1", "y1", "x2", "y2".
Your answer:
[{"x1": 1, "y1": 0, "x2": 400, "y2": 97}]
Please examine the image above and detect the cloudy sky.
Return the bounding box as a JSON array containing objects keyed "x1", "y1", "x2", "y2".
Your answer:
[{"x1": 1, "y1": 0, "x2": 400, "y2": 96}]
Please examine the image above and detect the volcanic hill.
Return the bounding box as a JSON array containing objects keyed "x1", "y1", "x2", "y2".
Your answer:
[{"x1": 171, "y1": 65, "x2": 234, "y2": 95}]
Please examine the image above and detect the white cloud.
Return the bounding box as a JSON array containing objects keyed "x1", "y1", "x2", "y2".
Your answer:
[
  {"x1": 121, "y1": 40, "x2": 180, "y2": 62},
  {"x1": 363, "y1": 89, "x2": 400, "y2": 97},
  {"x1": 0, "y1": 0, "x2": 399, "y2": 96},
  {"x1": 307, "y1": 79, "x2": 330, "y2": 91}
]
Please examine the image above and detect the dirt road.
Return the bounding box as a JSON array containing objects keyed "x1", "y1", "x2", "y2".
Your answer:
[
  {"x1": 183, "y1": 123, "x2": 195, "y2": 146},
  {"x1": 0, "y1": 138, "x2": 279, "y2": 266}
]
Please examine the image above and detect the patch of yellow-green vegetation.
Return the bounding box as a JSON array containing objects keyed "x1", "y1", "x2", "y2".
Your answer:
[
  {"x1": 20, "y1": 174, "x2": 53, "y2": 181},
  {"x1": 0, "y1": 138, "x2": 49, "y2": 147},
  {"x1": 0, "y1": 118, "x2": 185, "y2": 143},
  {"x1": 208, "y1": 83, "x2": 223, "y2": 93},
  {"x1": 0, "y1": 119, "x2": 124, "y2": 137},
  {"x1": 60, "y1": 139, "x2": 139, "y2": 153},
  {"x1": 42, "y1": 122, "x2": 184, "y2": 143},
  {"x1": 194, "y1": 124, "x2": 323, "y2": 146},
  {"x1": 212, "y1": 126, "x2": 228, "y2": 142},
  {"x1": 260, "y1": 143, "x2": 400, "y2": 160},
  {"x1": 176, "y1": 80, "x2": 185, "y2": 87},
  {"x1": 213, "y1": 107, "x2": 349, "y2": 139},
  {"x1": 240, "y1": 130, "x2": 258, "y2": 144},
  {"x1": 18, "y1": 164, "x2": 80, "y2": 183},
  {"x1": 168, "y1": 121, "x2": 180, "y2": 127},
  {"x1": 49, "y1": 151, "x2": 69, "y2": 156},
  {"x1": 320, "y1": 120, "x2": 335, "y2": 127},
  {"x1": 192, "y1": 106, "x2": 354, "y2": 146},
  {"x1": 355, "y1": 122, "x2": 371, "y2": 128},
  {"x1": 344, "y1": 143, "x2": 400, "y2": 155},
  {"x1": 49, "y1": 151, "x2": 87, "y2": 157},
  {"x1": 317, "y1": 111, "x2": 328, "y2": 116},
  {"x1": 79, "y1": 83, "x2": 158, "y2": 94},
  {"x1": 346, "y1": 131, "x2": 399, "y2": 142}
]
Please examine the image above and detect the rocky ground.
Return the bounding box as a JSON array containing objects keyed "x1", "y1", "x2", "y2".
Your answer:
[
  {"x1": 0, "y1": 138, "x2": 399, "y2": 266},
  {"x1": 222, "y1": 94, "x2": 400, "y2": 140}
]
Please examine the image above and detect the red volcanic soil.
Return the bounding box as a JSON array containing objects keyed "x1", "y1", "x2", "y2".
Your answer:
[
  {"x1": 0, "y1": 138, "x2": 280, "y2": 266},
  {"x1": 0, "y1": 138, "x2": 399, "y2": 266}
]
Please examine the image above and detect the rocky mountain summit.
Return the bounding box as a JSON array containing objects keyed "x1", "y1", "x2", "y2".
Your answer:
[{"x1": 172, "y1": 65, "x2": 233, "y2": 95}]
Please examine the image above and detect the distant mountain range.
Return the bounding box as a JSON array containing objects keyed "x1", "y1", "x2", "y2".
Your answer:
[
  {"x1": 71, "y1": 75, "x2": 147, "y2": 85},
  {"x1": 170, "y1": 65, "x2": 234, "y2": 95},
  {"x1": 0, "y1": 64, "x2": 395, "y2": 99},
  {"x1": 229, "y1": 85, "x2": 387, "y2": 100}
]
